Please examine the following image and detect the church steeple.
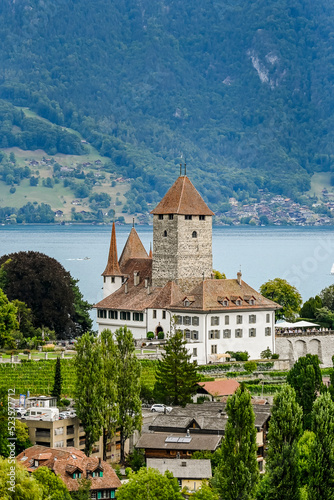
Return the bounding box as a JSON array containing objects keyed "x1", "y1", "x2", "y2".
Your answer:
[
  {"x1": 102, "y1": 222, "x2": 121, "y2": 276},
  {"x1": 102, "y1": 222, "x2": 123, "y2": 298}
]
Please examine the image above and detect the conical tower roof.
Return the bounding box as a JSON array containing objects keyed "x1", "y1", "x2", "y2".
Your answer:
[
  {"x1": 119, "y1": 227, "x2": 149, "y2": 269},
  {"x1": 102, "y1": 222, "x2": 122, "y2": 276},
  {"x1": 150, "y1": 175, "x2": 214, "y2": 216}
]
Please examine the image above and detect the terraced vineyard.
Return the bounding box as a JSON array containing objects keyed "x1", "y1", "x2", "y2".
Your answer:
[{"x1": 0, "y1": 359, "x2": 158, "y2": 397}]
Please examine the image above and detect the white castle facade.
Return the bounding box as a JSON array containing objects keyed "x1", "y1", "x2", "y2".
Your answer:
[{"x1": 95, "y1": 175, "x2": 280, "y2": 364}]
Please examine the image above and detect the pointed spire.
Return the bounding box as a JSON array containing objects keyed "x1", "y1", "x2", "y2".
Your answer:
[
  {"x1": 119, "y1": 227, "x2": 149, "y2": 268},
  {"x1": 102, "y1": 222, "x2": 122, "y2": 276},
  {"x1": 149, "y1": 242, "x2": 153, "y2": 259}
]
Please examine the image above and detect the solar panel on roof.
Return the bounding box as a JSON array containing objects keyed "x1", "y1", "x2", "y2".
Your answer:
[
  {"x1": 165, "y1": 436, "x2": 179, "y2": 443},
  {"x1": 178, "y1": 437, "x2": 192, "y2": 443}
]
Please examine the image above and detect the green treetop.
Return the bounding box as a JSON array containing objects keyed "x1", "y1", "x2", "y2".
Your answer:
[
  {"x1": 260, "y1": 278, "x2": 302, "y2": 320},
  {"x1": 32, "y1": 466, "x2": 71, "y2": 500},
  {"x1": 0, "y1": 458, "x2": 43, "y2": 499},
  {"x1": 214, "y1": 384, "x2": 259, "y2": 500},
  {"x1": 116, "y1": 467, "x2": 183, "y2": 500},
  {"x1": 0, "y1": 288, "x2": 18, "y2": 348},
  {"x1": 154, "y1": 329, "x2": 200, "y2": 406},
  {"x1": 286, "y1": 354, "x2": 324, "y2": 430}
]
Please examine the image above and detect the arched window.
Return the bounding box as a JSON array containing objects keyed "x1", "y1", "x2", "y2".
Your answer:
[
  {"x1": 192, "y1": 231, "x2": 197, "y2": 238},
  {"x1": 163, "y1": 230, "x2": 167, "y2": 237}
]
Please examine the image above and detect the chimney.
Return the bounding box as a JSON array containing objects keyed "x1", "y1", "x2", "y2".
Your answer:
[
  {"x1": 134, "y1": 271, "x2": 139, "y2": 286},
  {"x1": 147, "y1": 284, "x2": 151, "y2": 295},
  {"x1": 98, "y1": 457, "x2": 101, "y2": 466},
  {"x1": 144, "y1": 277, "x2": 149, "y2": 288},
  {"x1": 125, "y1": 282, "x2": 128, "y2": 294},
  {"x1": 186, "y1": 429, "x2": 190, "y2": 437},
  {"x1": 237, "y1": 270, "x2": 242, "y2": 286}
]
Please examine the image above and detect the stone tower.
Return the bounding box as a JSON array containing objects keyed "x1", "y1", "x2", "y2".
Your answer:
[{"x1": 150, "y1": 175, "x2": 214, "y2": 288}]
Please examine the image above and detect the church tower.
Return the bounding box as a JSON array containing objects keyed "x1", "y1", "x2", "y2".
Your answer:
[{"x1": 150, "y1": 175, "x2": 214, "y2": 289}]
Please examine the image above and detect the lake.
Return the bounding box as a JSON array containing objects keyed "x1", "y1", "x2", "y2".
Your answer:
[{"x1": 1, "y1": 225, "x2": 334, "y2": 313}]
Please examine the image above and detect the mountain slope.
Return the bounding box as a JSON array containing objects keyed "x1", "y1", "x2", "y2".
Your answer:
[{"x1": 0, "y1": 0, "x2": 333, "y2": 210}]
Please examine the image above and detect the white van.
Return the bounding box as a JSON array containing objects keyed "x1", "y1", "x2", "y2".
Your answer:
[{"x1": 22, "y1": 407, "x2": 59, "y2": 421}]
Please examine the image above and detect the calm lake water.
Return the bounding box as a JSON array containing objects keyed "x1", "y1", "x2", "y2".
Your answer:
[{"x1": 1, "y1": 225, "x2": 334, "y2": 312}]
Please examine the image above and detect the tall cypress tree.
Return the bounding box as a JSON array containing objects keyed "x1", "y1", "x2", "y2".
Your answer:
[
  {"x1": 100, "y1": 329, "x2": 119, "y2": 462},
  {"x1": 307, "y1": 392, "x2": 334, "y2": 500},
  {"x1": 264, "y1": 384, "x2": 303, "y2": 500},
  {"x1": 154, "y1": 330, "x2": 200, "y2": 406},
  {"x1": 115, "y1": 326, "x2": 142, "y2": 464},
  {"x1": 214, "y1": 384, "x2": 259, "y2": 500},
  {"x1": 51, "y1": 357, "x2": 62, "y2": 404},
  {"x1": 74, "y1": 332, "x2": 104, "y2": 456},
  {"x1": 286, "y1": 354, "x2": 324, "y2": 429}
]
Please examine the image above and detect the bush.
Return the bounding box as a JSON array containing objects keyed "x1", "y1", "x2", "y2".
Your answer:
[
  {"x1": 271, "y1": 353, "x2": 279, "y2": 359},
  {"x1": 244, "y1": 361, "x2": 257, "y2": 373},
  {"x1": 23, "y1": 350, "x2": 30, "y2": 355},
  {"x1": 60, "y1": 398, "x2": 71, "y2": 407},
  {"x1": 226, "y1": 351, "x2": 249, "y2": 361},
  {"x1": 147, "y1": 332, "x2": 154, "y2": 340},
  {"x1": 42, "y1": 346, "x2": 54, "y2": 352},
  {"x1": 157, "y1": 331, "x2": 164, "y2": 339}
]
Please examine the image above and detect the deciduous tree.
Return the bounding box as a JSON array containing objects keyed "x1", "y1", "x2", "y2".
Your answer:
[
  {"x1": 260, "y1": 278, "x2": 302, "y2": 320},
  {"x1": 116, "y1": 467, "x2": 183, "y2": 500},
  {"x1": 115, "y1": 326, "x2": 142, "y2": 463},
  {"x1": 264, "y1": 385, "x2": 303, "y2": 500},
  {"x1": 33, "y1": 466, "x2": 71, "y2": 500},
  {"x1": 74, "y1": 332, "x2": 104, "y2": 456},
  {"x1": 154, "y1": 330, "x2": 200, "y2": 406},
  {"x1": 0, "y1": 252, "x2": 92, "y2": 339},
  {"x1": 286, "y1": 354, "x2": 324, "y2": 429},
  {"x1": 214, "y1": 384, "x2": 259, "y2": 500},
  {"x1": 0, "y1": 288, "x2": 18, "y2": 348},
  {"x1": 0, "y1": 458, "x2": 43, "y2": 499}
]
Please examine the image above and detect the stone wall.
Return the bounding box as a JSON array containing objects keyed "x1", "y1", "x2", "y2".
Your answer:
[
  {"x1": 152, "y1": 213, "x2": 212, "y2": 288},
  {"x1": 275, "y1": 332, "x2": 334, "y2": 368}
]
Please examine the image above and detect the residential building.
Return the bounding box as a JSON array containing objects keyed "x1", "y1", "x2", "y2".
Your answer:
[
  {"x1": 194, "y1": 379, "x2": 240, "y2": 402},
  {"x1": 147, "y1": 458, "x2": 212, "y2": 492},
  {"x1": 95, "y1": 174, "x2": 281, "y2": 363},
  {"x1": 16, "y1": 445, "x2": 121, "y2": 499},
  {"x1": 136, "y1": 402, "x2": 270, "y2": 471}
]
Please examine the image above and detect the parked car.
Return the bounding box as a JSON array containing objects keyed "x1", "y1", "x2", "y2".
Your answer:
[
  {"x1": 15, "y1": 407, "x2": 27, "y2": 417},
  {"x1": 150, "y1": 404, "x2": 172, "y2": 413}
]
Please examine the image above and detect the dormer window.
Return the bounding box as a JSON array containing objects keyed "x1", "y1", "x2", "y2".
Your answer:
[
  {"x1": 184, "y1": 300, "x2": 190, "y2": 307},
  {"x1": 236, "y1": 299, "x2": 242, "y2": 306},
  {"x1": 249, "y1": 299, "x2": 255, "y2": 305},
  {"x1": 34, "y1": 460, "x2": 39, "y2": 467},
  {"x1": 223, "y1": 300, "x2": 228, "y2": 306}
]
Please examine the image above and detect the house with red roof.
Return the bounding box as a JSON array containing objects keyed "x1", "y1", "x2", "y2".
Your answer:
[
  {"x1": 194, "y1": 379, "x2": 240, "y2": 402},
  {"x1": 16, "y1": 445, "x2": 121, "y2": 499},
  {"x1": 94, "y1": 173, "x2": 281, "y2": 363}
]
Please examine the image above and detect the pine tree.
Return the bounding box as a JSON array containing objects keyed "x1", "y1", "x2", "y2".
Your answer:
[
  {"x1": 286, "y1": 354, "x2": 324, "y2": 429},
  {"x1": 214, "y1": 384, "x2": 259, "y2": 500},
  {"x1": 115, "y1": 326, "x2": 142, "y2": 463},
  {"x1": 264, "y1": 384, "x2": 303, "y2": 500},
  {"x1": 51, "y1": 357, "x2": 62, "y2": 404},
  {"x1": 307, "y1": 392, "x2": 334, "y2": 500},
  {"x1": 154, "y1": 330, "x2": 200, "y2": 406},
  {"x1": 74, "y1": 332, "x2": 104, "y2": 456},
  {"x1": 99, "y1": 329, "x2": 119, "y2": 461}
]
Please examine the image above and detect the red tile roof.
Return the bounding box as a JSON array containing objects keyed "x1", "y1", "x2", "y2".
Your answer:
[
  {"x1": 150, "y1": 176, "x2": 214, "y2": 216},
  {"x1": 16, "y1": 446, "x2": 121, "y2": 492},
  {"x1": 102, "y1": 222, "x2": 122, "y2": 276},
  {"x1": 198, "y1": 379, "x2": 240, "y2": 397},
  {"x1": 119, "y1": 227, "x2": 149, "y2": 268}
]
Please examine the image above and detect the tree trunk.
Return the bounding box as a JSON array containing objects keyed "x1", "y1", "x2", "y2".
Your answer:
[{"x1": 120, "y1": 427, "x2": 126, "y2": 464}]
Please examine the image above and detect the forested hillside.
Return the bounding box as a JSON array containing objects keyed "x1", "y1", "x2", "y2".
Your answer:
[{"x1": 0, "y1": 0, "x2": 334, "y2": 212}]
